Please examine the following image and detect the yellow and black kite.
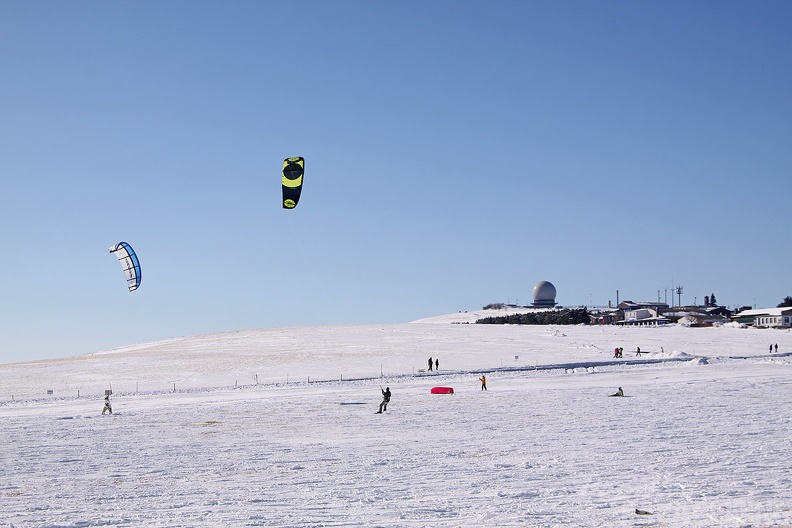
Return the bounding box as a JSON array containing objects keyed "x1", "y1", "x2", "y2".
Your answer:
[{"x1": 282, "y1": 156, "x2": 305, "y2": 209}]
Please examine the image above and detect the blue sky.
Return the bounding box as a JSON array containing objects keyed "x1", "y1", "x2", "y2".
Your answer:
[{"x1": 2, "y1": 1, "x2": 790, "y2": 362}]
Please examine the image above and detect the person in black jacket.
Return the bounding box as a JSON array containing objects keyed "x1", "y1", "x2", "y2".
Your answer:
[{"x1": 377, "y1": 387, "x2": 391, "y2": 413}]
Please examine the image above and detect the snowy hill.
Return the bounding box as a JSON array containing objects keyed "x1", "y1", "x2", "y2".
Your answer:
[{"x1": 2, "y1": 317, "x2": 791, "y2": 526}]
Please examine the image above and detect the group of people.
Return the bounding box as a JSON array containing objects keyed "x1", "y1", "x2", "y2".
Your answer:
[
  {"x1": 427, "y1": 357, "x2": 439, "y2": 371},
  {"x1": 375, "y1": 373, "x2": 489, "y2": 414},
  {"x1": 613, "y1": 346, "x2": 646, "y2": 358},
  {"x1": 770, "y1": 343, "x2": 779, "y2": 353}
]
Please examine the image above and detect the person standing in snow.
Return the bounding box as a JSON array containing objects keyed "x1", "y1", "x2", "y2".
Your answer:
[
  {"x1": 435, "y1": 358, "x2": 439, "y2": 371},
  {"x1": 479, "y1": 375, "x2": 487, "y2": 391},
  {"x1": 775, "y1": 343, "x2": 778, "y2": 353},
  {"x1": 102, "y1": 394, "x2": 113, "y2": 415},
  {"x1": 770, "y1": 344, "x2": 773, "y2": 353},
  {"x1": 428, "y1": 357, "x2": 433, "y2": 371},
  {"x1": 377, "y1": 387, "x2": 391, "y2": 414}
]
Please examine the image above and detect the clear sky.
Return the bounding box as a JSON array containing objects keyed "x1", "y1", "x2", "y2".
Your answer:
[{"x1": 2, "y1": 1, "x2": 790, "y2": 362}]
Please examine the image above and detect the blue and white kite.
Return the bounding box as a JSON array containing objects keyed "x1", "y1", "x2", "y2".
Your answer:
[{"x1": 109, "y1": 242, "x2": 141, "y2": 292}]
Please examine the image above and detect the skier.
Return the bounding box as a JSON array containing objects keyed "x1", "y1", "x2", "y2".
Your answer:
[
  {"x1": 377, "y1": 387, "x2": 391, "y2": 414},
  {"x1": 609, "y1": 387, "x2": 624, "y2": 397},
  {"x1": 428, "y1": 357, "x2": 433, "y2": 371},
  {"x1": 479, "y1": 375, "x2": 487, "y2": 391},
  {"x1": 102, "y1": 394, "x2": 113, "y2": 414}
]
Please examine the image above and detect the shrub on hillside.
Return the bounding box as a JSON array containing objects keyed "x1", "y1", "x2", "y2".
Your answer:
[{"x1": 475, "y1": 308, "x2": 590, "y2": 325}]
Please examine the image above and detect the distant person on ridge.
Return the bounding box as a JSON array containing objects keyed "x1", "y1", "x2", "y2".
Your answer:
[
  {"x1": 377, "y1": 387, "x2": 391, "y2": 414},
  {"x1": 609, "y1": 387, "x2": 624, "y2": 397},
  {"x1": 479, "y1": 375, "x2": 487, "y2": 391}
]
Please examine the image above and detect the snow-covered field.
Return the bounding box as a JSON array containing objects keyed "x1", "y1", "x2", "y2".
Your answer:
[{"x1": 2, "y1": 311, "x2": 792, "y2": 527}]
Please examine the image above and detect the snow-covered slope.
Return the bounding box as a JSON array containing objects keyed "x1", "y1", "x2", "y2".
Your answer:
[{"x1": 2, "y1": 319, "x2": 791, "y2": 527}]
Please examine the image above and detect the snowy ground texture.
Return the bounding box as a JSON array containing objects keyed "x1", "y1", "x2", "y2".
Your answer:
[{"x1": 2, "y1": 310, "x2": 792, "y2": 527}]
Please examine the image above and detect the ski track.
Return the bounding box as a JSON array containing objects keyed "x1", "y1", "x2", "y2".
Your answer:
[{"x1": 2, "y1": 322, "x2": 792, "y2": 527}]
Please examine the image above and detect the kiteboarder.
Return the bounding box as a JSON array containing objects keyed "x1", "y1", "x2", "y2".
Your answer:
[
  {"x1": 609, "y1": 387, "x2": 624, "y2": 397},
  {"x1": 102, "y1": 394, "x2": 113, "y2": 414},
  {"x1": 377, "y1": 387, "x2": 391, "y2": 414},
  {"x1": 479, "y1": 375, "x2": 487, "y2": 391}
]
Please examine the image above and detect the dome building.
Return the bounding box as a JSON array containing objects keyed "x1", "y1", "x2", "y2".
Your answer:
[{"x1": 532, "y1": 280, "x2": 557, "y2": 308}]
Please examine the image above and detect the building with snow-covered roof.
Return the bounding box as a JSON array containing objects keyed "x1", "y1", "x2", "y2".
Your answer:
[
  {"x1": 731, "y1": 307, "x2": 792, "y2": 328},
  {"x1": 617, "y1": 301, "x2": 669, "y2": 311},
  {"x1": 660, "y1": 306, "x2": 732, "y2": 327},
  {"x1": 614, "y1": 307, "x2": 670, "y2": 326}
]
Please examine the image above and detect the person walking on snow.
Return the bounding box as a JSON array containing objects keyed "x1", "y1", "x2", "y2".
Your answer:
[
  {"x1": 428, "y1": 357, "x2": 433, "y2": 371},
  {"x1": 479, "y1": 375, "x2": 487, "y2": 391},
  {"x1": 377, "y1": 387, "x2": 391, "y2": 413},
  {"x1": 102, "y1": 394, "x2": 113, "y2": 415}
]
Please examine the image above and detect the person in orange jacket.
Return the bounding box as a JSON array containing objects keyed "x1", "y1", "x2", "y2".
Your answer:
[{"x1": 479, "y1": 375, "x2": 487, "y2": 391}]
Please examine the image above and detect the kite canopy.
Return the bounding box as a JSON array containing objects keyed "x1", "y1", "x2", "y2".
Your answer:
[
  {"x1": 109, "y1": 242, "x2": 141, "y2": 292},
  {"x1": 282, "y1": 156, "x2": 304, "y2": 209}
]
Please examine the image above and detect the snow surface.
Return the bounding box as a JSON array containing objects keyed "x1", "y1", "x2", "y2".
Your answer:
[{"x1": 2, "y1": 312, "x2": 792, "y2": 527}]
